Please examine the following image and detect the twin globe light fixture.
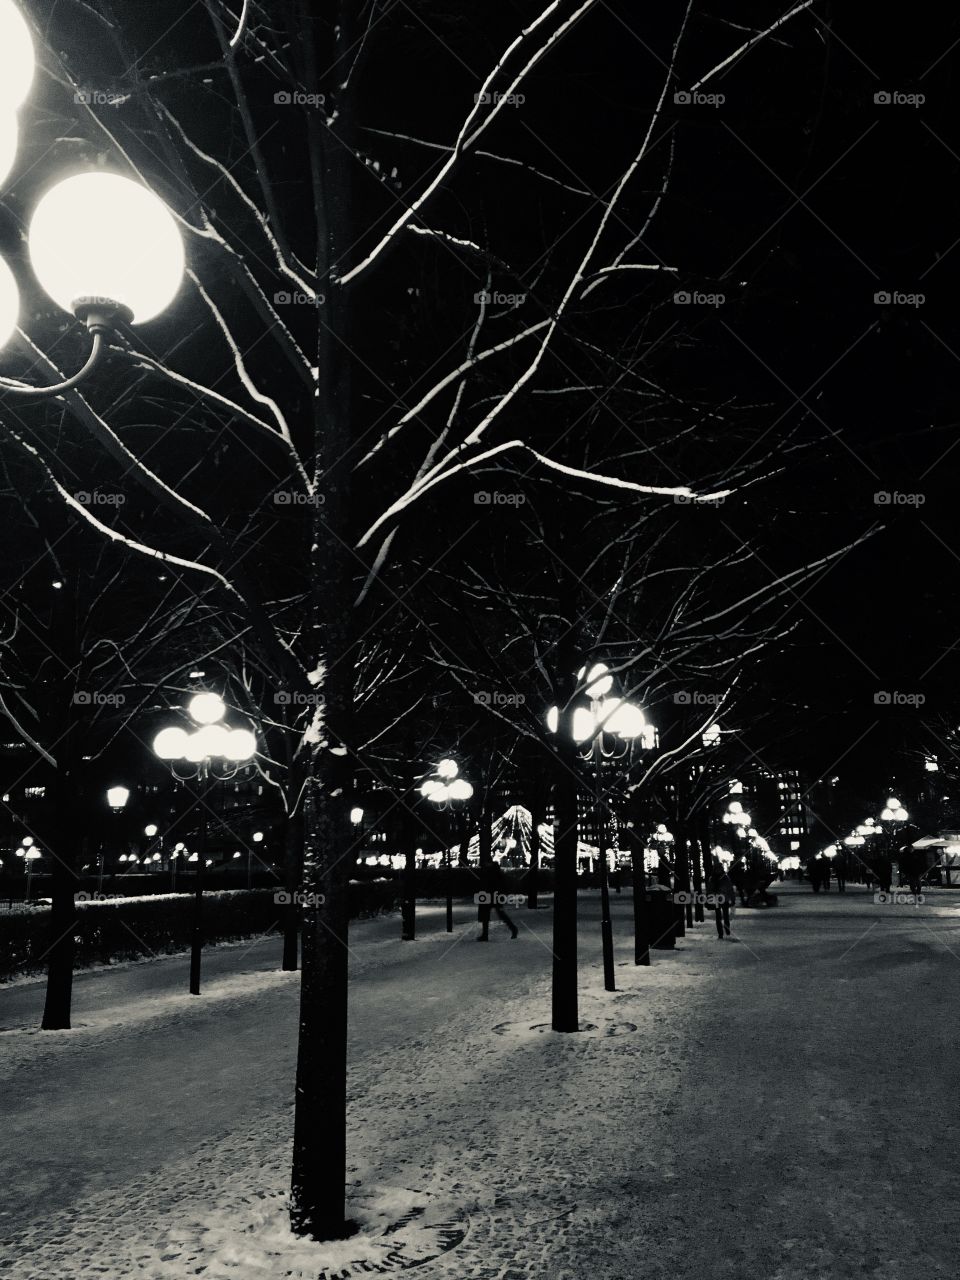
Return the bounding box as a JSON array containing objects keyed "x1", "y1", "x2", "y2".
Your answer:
[{"x1": 0, "y1": 2, "x2": 185, "y2": 378}]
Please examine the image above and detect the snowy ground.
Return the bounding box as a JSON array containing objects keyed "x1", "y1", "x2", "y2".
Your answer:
[{"x1": 3, "y1": 884, "x2": 960, "y2": 1278}]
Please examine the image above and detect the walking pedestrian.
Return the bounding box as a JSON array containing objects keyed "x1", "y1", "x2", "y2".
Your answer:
[
  {"x1": 477, "y1": 861, "x2": 519, "y2": 940},
  {"x1": 834, "y1": 856, "x2": 847, "y2": 893},
  {"x1": 706, "y1": 860, "x2": 735, "y2": 939}
]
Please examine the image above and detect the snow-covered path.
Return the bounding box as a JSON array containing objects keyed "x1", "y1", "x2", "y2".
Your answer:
[{"x1": 3, "y1": 885, "x2": 960, "y2": 1278}]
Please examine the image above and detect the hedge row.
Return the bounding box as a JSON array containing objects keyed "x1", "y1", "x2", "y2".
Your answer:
[
  {"x1": 0, "y1": 881, "x2": 401, "y2": 982},
  {"x1": 0, "y1": 869, "x2": 556, "y2": 981}
]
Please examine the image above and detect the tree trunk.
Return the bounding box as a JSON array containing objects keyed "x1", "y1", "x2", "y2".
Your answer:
[
  {"x1": 41, "y1": 683, "x2": 83, "y2": 1030},
  {"x1": 551, "y1": 728, "x2": 580, "y2": 1031},
  {"x1": 400, "y1": 790, "x2": 417, "y2": 942},
  {"x1": 289, "y1": 0, "x2": 357, "y2": 1237},
  {"x1": 41, "y1": 775, "x2": 79, "y2": 1029},
  {"x1": 282, "y1": 800, "x2": 303, "y2": 971}
]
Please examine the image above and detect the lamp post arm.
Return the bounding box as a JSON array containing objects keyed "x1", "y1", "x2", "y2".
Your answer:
[{"x1": 0, "y1": 333, "x2": 106, "y2": 400}]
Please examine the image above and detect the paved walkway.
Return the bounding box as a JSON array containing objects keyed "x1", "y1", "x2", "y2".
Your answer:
[{"x1": 3, "y1": 884, "x2": 960, "y2": 1278}]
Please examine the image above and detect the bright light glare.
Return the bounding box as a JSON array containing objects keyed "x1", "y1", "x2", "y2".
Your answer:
[
  {"x1": 29, "y1": 172, "x2": 185, "y2": 322},
  {"x1": 579, "y1": 662, "x2": 613, "y2": 698},
  {"x1": 600, "y1": 697, "x2": 645, "y2": 738},
  {"x1": 224, "y1": 727, "x2": 257, "y2": 761},
  {"x1": 188, "y1": 692, "x2": 226, "y2": 725},
  {"x1": 195, "y1": 723, "x2": 230, "y2": 757},
  {"x1": 572, "y1": 707, "x2": 595, "y2": 743},
  {"x1": 153, "y1": 726, "x2": 189, "y2": 760},
  {"x1": 546, "y1": 706, "x2": 559, "y2": 733},
  {"x1": 0, "y1": 252, "x2": 18, "y2": 349},
  {"x1": 144, "y1": 824, "x2": 158, "y2": 837},
  {"x1": 350, "y1": 807, "x2": 364, "y2": 825},
  {"x1": 0, "y1": 3, "x2": 35, "y2": 110},
  {"x1": 106, "y1": 785, "x2": 129, "y2": 810},
  {"x1": 447, "y1": 778, "x2": 474, "y2": 801},
  {"x1": 436, "y1": 758, "x2": 458, "y2": 779},
  {"x1": 421, "y1": 780, "x2": 448, "y2": 802}
]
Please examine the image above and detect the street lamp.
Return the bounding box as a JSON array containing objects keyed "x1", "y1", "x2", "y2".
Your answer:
[
  {"x1": 421, "y1": 758, "x2": 474, "y2": 933},
  {"x1": 151, "y1": 690, "x2": 258, "y2": 994},
  {"x1": 547, "y1": 661, "x2": 654, "y2": 992},
  {"x1": 0, "y1": 4, "x2": 184, "y2": 394},
  {"x1": 104, "y1": 785, "x2": 129, "y2": 890}
]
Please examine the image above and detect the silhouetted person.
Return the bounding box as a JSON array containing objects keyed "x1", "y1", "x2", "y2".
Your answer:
[
  {"x1": 706, "y1": 861, "x2": 735, "y2": 939},
  {"x1": 834, "y1": 858, "x2": 847, "y2": 893},
  {"x1": 477, "y1": 862, "x2": 518, "y2": 940}
]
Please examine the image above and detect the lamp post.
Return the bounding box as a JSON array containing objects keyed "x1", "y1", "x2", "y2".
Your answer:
[
  {"x1": 548, "y1": 662, "x2": 651, "y2": 993},
  {"x1": 421, "y1": 758, "x2": 474, "y2": 933},
  {"x1": 104, "y1": 785, "x2": 130, "y2": 892},
  {"x1": 152, "y1": 690, "x2": 257, "y2": 994}
]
